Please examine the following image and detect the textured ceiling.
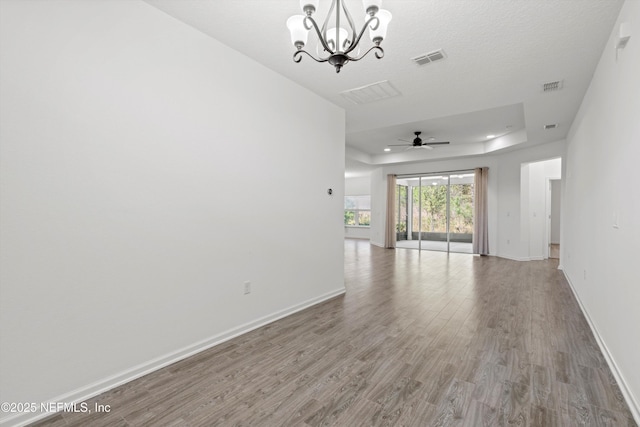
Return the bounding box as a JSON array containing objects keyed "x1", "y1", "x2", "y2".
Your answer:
[{"x1": 144, "y1": 0, "x2": 624, "y2": 173}]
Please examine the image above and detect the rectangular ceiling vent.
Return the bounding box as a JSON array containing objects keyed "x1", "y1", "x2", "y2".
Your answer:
[
  {"x1": 542, "y1": 80, "x2": 564, "y2": 92},
  {"x1": 340, "y1": 80, "x2": 401, "y2": 105},
  {"x1": 411, "y1": 49, "x2": 447, "y2": 66},
  {"x1": 544, "y1": 123, "x2": 558, "y2": 130}
]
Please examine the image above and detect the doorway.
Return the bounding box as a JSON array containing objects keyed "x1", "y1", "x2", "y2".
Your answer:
[
  {"x1": 395, "y1": 172, "x2": 474, "y2": 253},
  {"x1": 548, "y1": 179, "x2": 561, "y2": 259},
  {"x1": 521, "y1": 157, "x2": 561, "y2": 260}
]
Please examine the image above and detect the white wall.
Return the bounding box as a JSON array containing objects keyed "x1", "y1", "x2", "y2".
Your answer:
[
  {"x1": 0, "y1": 1, "x2": 345, "y2": 425},
  {"x1": 344, "y1": 225, "x2": 370, "y2": 239},
  {"x1": 550, "y1": 180, "x2": 561, "y2": 244},
  {"x1": 562, "y1": 0, "x2": 640, "y2": 419},
  {"x1": 370, "y1": 167, "x2": 389, "y2": 246},
  {"x1": 344, "y1": 176, "x2": 371, "y2": 239},
  {"x1": 345, "y1": 176, "x2": 371, "y2": 195}
]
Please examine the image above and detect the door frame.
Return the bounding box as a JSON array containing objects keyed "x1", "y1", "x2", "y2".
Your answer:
[{"x1": 545, "y1": 177, "x2": 561, "y2": 259}]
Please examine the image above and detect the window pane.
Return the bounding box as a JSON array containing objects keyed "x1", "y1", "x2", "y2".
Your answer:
[
  {"x1": 412, "y1": 187, "x2": 420, "y2": 231},
  {"x1": 358, "y1": 211, "x2": 371, "y2": 226},
  {"x1": 421, "y1": 183, "x2": 448, "y2": 233},
  {"x1": 355, "y1": 196, "x2": 371, "y2": 210},
  {"x1": 397, "y1": 185, "x2": 407, "y2": 237},
  {"x1": 344, "y1": 195, "x2": 370, "y2": 210},
  {"x1": 450, "y1": 183, "x2": 474, "y2": 234},
  {"x1": 344, "y1": 210, "x2": 356, "y2": 225},
  {"x1": 345, "y1": 197, "x2": 357, "y2": 209}
]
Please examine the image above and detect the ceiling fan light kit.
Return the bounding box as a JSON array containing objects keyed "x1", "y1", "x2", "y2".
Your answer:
[{"x1": 287, "y1": 0, "x2": 392, "y2": 73}]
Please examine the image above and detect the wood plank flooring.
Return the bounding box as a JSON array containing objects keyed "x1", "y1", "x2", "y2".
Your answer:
[{"x1": 32, "y1": 240, "x2": 636, "y2": 426}]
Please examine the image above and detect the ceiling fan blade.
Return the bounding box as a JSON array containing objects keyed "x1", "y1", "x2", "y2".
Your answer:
[
  {"x1": 398, "y1": 138, "x2": 413, "y2": 143},
  {"x1": 424, "y1": 141, "x2": 450, "y2": 145},
  {"x1": 420, "y1": 145, "x2": 434, "y2": 150},
  {"x1": 389, "y1": 143, "x2": 410, "y2": 147}
]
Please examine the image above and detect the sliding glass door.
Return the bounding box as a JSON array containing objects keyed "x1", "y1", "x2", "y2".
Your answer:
[
  {"x1": 396, "y1": 172, "x2": 474, "y2": 253},
  {"x1": 449, "y1": 176, "x2": 474, "y2": 252},
  {"x1": 417, "y1": 175, "x2": 450, "y2": 252}
]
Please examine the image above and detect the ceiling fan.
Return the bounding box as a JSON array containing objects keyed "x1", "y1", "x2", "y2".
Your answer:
[{"x1": 389, "y1": 131, "x2": 450, "y2": 150}]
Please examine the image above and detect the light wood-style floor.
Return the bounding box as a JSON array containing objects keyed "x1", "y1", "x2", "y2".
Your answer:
[{"x1": 33, "y1": 239, "x2": 636, "y2": 426}]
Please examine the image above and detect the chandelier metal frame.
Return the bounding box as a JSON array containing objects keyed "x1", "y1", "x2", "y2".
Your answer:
[{"x1": 288, "y1": 0, "x2": 390, "y2": 73}]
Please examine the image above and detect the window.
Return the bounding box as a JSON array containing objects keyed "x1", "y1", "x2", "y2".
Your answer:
[{"x1": 344, "y1": 195, "x2": 371, "y2": 227}]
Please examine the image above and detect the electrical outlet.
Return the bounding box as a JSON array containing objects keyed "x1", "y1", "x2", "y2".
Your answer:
[{"x1": 244, "y1": 281, "x2": 251, "y2": 295}]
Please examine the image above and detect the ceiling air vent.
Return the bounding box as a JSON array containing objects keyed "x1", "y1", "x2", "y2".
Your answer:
[
  {"x1": 340, "y1": 80, "x2": 401, "y2": 105},
  {"x1": 411, "y1": 49, "x2": 447, "y2": 66},
  {"x1": 542, "y1": 80, "x2": 563, "y2": 92},
  {"x1": 544, "y1": 124, "x2": 558, "y2": 130}
]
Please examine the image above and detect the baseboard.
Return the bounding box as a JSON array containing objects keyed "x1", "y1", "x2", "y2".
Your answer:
[
  {"x1": 0, "y1": 287, "x2": 346, "y2": 427},
  {"x1": 497, "y1": 254, "x2": 549, "y2": 262},
  {"x1": 562, "y1": 271, "x2": 640, "y2": 424},
  {"x1": 496, "y1": 254, "x2": 531, "y2": 262}
]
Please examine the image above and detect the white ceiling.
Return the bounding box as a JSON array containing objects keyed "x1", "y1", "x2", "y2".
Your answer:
[{"x1": 144, "y1": 0, "x2": 624, "y2": 175}]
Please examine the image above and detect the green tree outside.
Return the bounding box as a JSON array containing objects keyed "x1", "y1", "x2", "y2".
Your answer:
[{"x1": 407, "y1": 183, "x2": 473, "y2": 234}]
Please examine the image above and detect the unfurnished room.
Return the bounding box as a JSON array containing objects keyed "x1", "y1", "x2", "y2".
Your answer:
[{"x1": 1, "y1": 1, "x2": 639, "y2": 426}]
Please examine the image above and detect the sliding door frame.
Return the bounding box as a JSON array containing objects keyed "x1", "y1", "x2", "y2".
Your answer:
[{"x1": 397, "y1": 169, "x2": 475, "y2": 253}]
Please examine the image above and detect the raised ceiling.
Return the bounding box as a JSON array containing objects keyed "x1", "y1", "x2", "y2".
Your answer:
[{"x1": 145, "y1": 0, "x2": 624, "y2": 174}]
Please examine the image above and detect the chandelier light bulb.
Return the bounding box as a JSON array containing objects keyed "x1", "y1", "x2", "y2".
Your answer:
[
  {"x1": 368, "y1": 9, "x2": 391, "y2": 44},
  {"x1": 287, "y1": 15, "x2": 309, "y2": 49},
  {"x1": 326, "y1": 27, "x2": 350, "y2": 52}
]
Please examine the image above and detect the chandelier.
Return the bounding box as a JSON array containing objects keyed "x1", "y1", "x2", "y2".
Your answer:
[{"x1": 286, "y1": 0, "x2": 392, "y2": 73}]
